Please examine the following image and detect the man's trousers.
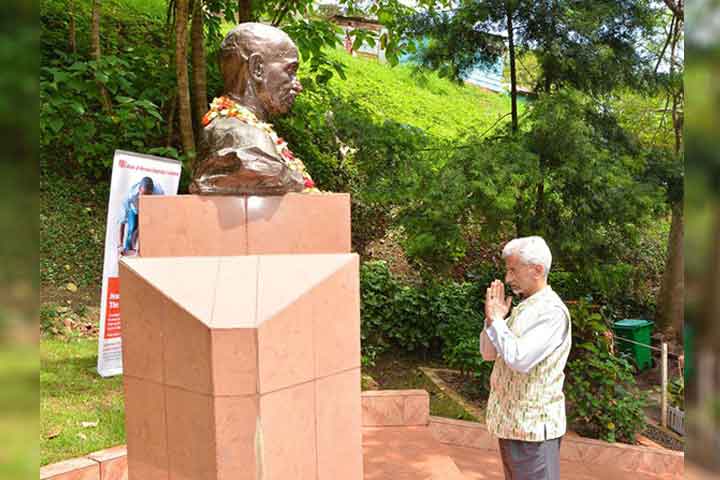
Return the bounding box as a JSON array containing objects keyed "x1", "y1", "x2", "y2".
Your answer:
[{"x1": 498, "y1": 436, "x2": 562, "y2": 480}]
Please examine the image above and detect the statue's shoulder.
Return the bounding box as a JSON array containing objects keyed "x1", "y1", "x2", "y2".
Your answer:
[{"x1": 203, "y1": 116, "x2": 278, "y2": 159}]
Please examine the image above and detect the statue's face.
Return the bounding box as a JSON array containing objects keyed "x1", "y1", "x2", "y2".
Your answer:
[{"x1": 258, "y1": 40, "x2": 303, "y2": 115}]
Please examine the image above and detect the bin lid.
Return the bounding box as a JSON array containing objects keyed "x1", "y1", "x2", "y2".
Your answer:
[{"x1": 614, "y1": 319, "x2": 654, "y2": 328}]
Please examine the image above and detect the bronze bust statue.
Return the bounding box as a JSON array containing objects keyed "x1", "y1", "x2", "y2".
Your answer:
[{"x1": 189, "y1": 23, "x2": 316, "y2": 195}]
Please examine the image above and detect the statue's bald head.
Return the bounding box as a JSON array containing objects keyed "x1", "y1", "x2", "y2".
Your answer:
[{"x1": 220, "y1": 23, "x2": 298, "y2": 97}]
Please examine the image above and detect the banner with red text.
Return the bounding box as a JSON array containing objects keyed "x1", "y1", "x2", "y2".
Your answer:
[{"x1": 97, "y1": 150, "x2": 181, "y2": 377}]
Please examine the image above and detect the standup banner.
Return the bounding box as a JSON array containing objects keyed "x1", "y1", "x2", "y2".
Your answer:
[{"x1": 97, "y1": 150, "x2": 182, "y2": 377}]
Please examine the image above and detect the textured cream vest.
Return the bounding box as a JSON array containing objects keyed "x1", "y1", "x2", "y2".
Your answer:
[{"x1": 485, "y1": 287, "x2": 571, "y2": 441}]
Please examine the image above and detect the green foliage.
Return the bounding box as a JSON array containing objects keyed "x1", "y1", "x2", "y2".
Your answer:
[
  {"x1": 360, "y1": 260, "x2": 494, "y2": 381},
  {"x1": 388, "y1": 88, "x2": 665, "y2": 286},
  {"x1": 41, "y1": 0, "x2": 177, "y2": 177},
  {"x1": 432, "y1": 282, "x2": 484, "y2": 375},
  {"x1": 565, "y1": 300, "x2": 647, "y2": 443},
  {"x1": 405, "y1": 0, "x2": 661, "y2": 94},
  {"x1": 668, "y1": 376, "x2": 684, "y2": 410},
  {"x1": 360, "y1": 261, "x2": 436, "y2": 360},
  {"x1": 41, "y1": 56, "x2": 168, "y2": 177}
]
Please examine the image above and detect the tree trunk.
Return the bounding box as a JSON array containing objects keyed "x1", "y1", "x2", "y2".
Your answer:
[
  {"x1": 175, "y1": 0, "x2": 196, "y2": 158},
  {"x1": 91, "y1": 0, "x2": 101, "y2": 60},
  {"x1": 506, "y1": 3, "x2": 518, "y2": 133},
  {"x1": 91, "y1": 0, "x2": 112, "y2": 112},
  {"x1": 69, "y1": 0, "x2": 77, "y2": 53},
  {"x1": 238, "y1": 0, "x2": 252, "y2": 22},
  {"x1": 191, "y1": 0, "x2": 208, "y2": 132},
  {"x1": 656, "y1": 202, "x2": 684, "y2": 332},
  {"x1": 533, "y1": 156, "x2": 545, "y2": 233},
  {"x1": 166, "y1": 92, "x2": 177, "y2": 148},
  {"x1": 656, "y1": 4, "x2": 684, "y2": 334}
]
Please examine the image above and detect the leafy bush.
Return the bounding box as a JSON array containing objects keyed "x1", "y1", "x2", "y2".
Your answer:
[
  {"x1": 41, "y1": 0, "x2": 177, "y2": 177},
  {"x1": 565, "y1": 300, "x2": 647, "y2": 443},
  {"x1": 41, "y1": 55, "x2": 168, "y2": 177},
  {"x1": 360, "y1": 260, "x2": 490, "y2": 375},
  {"x1": 360, "y1": 261, "x2": 436, "y2": 359}
]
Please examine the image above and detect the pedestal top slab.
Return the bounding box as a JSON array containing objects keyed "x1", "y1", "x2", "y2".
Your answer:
[{"x1": 120, "y1": 254, "x2": 358, "y2": 329}]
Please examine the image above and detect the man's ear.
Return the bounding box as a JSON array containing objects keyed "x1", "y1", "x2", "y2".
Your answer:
[
  {"x1": 534, "y1": 264, "x2": 545, "y2": 279},
  {"x1": 248, "y1": 53, "x2": 264, "y2": 82}
]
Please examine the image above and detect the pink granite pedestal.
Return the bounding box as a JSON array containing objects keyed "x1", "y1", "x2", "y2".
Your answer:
[{"x1": 120, "y1": 194, "x2": 362, "y2": 480}]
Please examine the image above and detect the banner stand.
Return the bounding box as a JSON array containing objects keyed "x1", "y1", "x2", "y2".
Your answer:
[{"x1": 97, "y1": 150, "x2": 182, "y2": 377}]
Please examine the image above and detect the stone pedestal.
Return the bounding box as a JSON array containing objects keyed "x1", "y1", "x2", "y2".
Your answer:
[{"x1": 120, "y1": 194, "x2": 362, "y2": 480}]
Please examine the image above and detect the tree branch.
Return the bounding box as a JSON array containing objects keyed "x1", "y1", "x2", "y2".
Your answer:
[
  {"x1": 655, "y1": 14, "x2": 676, "y2": 74},
  {"x1": 662, "y1": 0, "x2": 683, "y2": 20}
]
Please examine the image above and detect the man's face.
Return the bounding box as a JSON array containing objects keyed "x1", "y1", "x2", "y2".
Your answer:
[
  {"x1": 258, "y1": 40, "x2": 302, "y2": 115},
  {"x1": 504, "y1": 254, "x2": 541, "y2": 298}
]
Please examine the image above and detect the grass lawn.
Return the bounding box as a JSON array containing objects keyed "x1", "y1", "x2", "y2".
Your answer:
[
  {"x1": 0, "y1": 345, "x2": 39, "y2": 478},
  {"x1": 40, "y1": 337, "x2": 125, "y2": 466}
]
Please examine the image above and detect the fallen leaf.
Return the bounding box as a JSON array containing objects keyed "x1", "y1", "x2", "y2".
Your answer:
[
  {"x1": 46, "y1": 428, "x2": 62, "y2": 439},
  {"x1": 81, "y1": 421, "x2": 98, "y2": 428},
  {"x1": 56, "y1": 306, "x2": 69, "y2": 313},
  {"x1": 66, "y1": 283, "x2": 78, "y2": 293},
  {"x1": 64, "y1": 264, "x2": 71, "y2": 271},
  {"x1": 77, "y1": 432, "x2": 87, "y2": 440}
]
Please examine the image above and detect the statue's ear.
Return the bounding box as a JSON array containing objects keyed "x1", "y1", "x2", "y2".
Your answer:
[{"x1": 248, "y1": 53, "x2": 264, "y2": 82}]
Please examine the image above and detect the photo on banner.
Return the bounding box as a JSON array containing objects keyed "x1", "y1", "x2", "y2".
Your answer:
[{"x1": 97, "y1": 150, "x2": 182, "y2": 377}]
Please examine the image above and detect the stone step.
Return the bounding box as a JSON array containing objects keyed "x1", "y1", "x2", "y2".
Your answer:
[{"x1": 362, "y1": 426, "x2": 466, "y2": 480}]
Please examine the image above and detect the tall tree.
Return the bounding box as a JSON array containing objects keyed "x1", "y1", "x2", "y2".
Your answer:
[
  {"x1": 407, "y1": 0, "x2": 661, "y2": 238},
  {"x1": 175, "y1": 0, "x2": 196, "y2": 158},
  {"x1": 655, "y1": 0, "x2": 684, "y2": 334},
  {"x1": 191, "y1": 0, "x2": 208, "y2": 131}
]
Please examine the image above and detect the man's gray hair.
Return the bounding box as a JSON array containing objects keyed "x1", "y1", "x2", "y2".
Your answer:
[{"x1": 502, "y1": 236, "x2": 552, "y2": 279}]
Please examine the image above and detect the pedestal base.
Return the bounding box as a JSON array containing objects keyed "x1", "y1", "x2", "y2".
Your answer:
[{"x1": 120, "y1": 253, "x2": 362, "y2": 480}]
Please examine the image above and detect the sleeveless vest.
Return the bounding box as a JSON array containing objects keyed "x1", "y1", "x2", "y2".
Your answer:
[{"x1": 485, "y1": 287, "x2": 571, "y2": 441}]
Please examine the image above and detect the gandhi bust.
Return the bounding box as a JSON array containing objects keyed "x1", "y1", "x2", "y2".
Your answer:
[{"x1": 189, "y1": 23, "x2": 315, "y2": 195}]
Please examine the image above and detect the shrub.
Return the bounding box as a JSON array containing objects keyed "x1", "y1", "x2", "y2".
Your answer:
[
  {"x1": 565, "y1": 300, "x2": 647, "y2": 443},
  {"x1": 360, "y1": 260, "x2": 489, "y2": 374}
]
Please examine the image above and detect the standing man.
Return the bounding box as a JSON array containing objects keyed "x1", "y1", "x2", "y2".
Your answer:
[
  {"x1": 480, "y1": 236, "x2": 572, "y2": 480},
  {"x1": 118, "y1": 176, "x2": 163, "y2": 255}
]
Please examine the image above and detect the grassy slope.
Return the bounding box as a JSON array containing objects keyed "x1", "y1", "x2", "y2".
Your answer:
[{"x1": 326, "y1": 49, "x2": 513, "y2": 142}]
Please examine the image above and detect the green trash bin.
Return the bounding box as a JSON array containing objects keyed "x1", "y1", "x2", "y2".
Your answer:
[{"x1": 612, "y1": 319, "x2": 654, "y2": 371}]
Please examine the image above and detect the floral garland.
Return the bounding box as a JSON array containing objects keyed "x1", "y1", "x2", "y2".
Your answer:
[{"x1": 202, "y1": 96, "x2": 319, "y2": 192}]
